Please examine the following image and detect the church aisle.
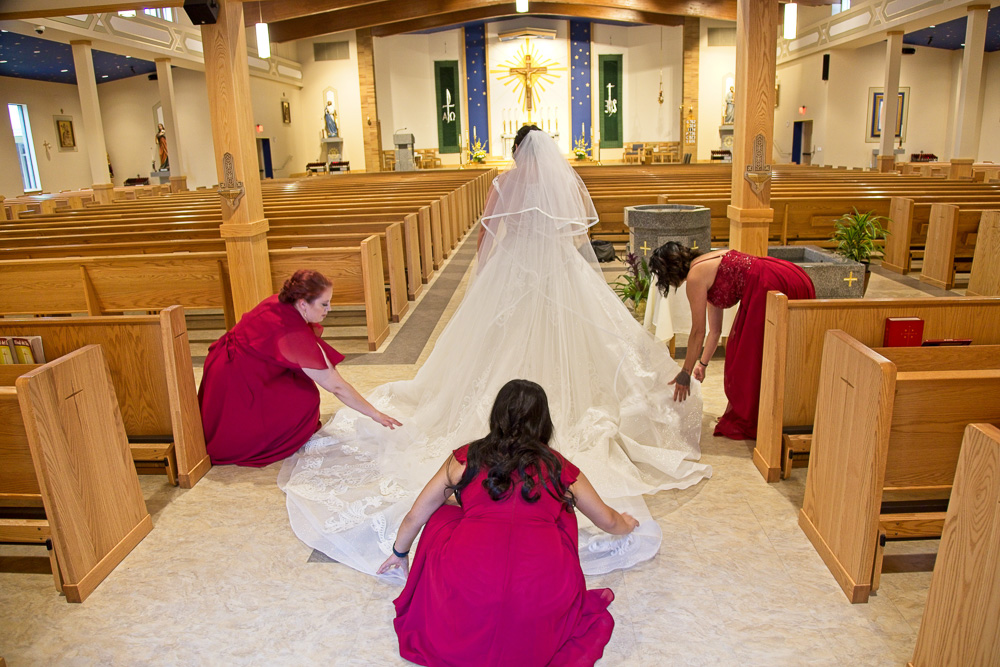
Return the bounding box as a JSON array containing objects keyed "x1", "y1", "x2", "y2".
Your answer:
[{"x1": 0, "y1": 242, "x2": 938, "y2": 665}]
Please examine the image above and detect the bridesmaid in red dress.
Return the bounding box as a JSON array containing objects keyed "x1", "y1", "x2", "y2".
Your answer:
[
  {"x1": 198, "y1": 269, "x2": 401, "y2": 466},
  {"x1": 650, "y1": 243, "x2": 815, "y2": 440},
  {"x1": 377, "y1": 379, "x2": 638, "y2": 666}
]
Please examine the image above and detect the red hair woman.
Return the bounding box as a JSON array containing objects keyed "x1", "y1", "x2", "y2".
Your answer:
[{"x1": 199, "y1": 269, "x2": 401, "y2": 466}]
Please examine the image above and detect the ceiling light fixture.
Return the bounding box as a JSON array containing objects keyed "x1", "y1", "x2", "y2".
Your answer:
[
  {"x1": 516, "y1": 0, "x2": 529, "y2": 13},
  {"x1": 783, "y1": 3, "x2": 797, "y2": 41},
  {"x1": 256, "y1": 3, "x2": 270, "y2": 59}
]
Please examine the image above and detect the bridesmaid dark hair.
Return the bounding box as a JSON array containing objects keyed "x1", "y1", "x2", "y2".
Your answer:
[
  {"x1": 449, "y1": 379, "x2": 575, "y2": 510},
  {"x1": 512, "y1": 124, "x2": 541, "y2": 156},
  {"x1": 649, "y1": 241, "x2": 702, "y2": 296},
  {"x1": 278, "y1": 269, "x2": 332, "y2": 304}
]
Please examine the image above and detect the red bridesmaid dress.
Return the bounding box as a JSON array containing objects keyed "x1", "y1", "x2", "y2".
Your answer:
[
  {"x1": 708, "y1": 250, "x2": 815, "y2": 440},
  {"x1": 198, "y1": 294, "x2": 344, "y2": 467},
  {"x1": 392, "y1": 445, "x2": 615, "y2": 666}
]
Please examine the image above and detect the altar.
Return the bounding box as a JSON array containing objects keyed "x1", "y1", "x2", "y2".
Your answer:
[{"x1": 500, "y1": 131, "x2": 558, "y2": 156}]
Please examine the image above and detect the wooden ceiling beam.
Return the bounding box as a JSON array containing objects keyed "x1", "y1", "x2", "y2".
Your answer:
[
  {"x1": 269, "y1": 0, "x2": 733, "y2": 42},
  {"x1": 372, "y1": 4, "x2": 688, "y2": 38},
  {"x1": 241, "y1": 0, "x2": 383, "y2": 27},
  {"x1": 0, "y1": 0, "x2": 175, "y2": 21}
]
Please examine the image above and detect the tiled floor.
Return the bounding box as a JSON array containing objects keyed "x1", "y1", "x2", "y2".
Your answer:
[{"x1": 0, "y1": 236, "x2": 955, "y2": 666}]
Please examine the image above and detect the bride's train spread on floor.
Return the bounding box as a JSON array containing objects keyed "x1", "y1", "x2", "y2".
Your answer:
[{"x1": 279, "y1": 131, "x2": 712, "y2": 578}]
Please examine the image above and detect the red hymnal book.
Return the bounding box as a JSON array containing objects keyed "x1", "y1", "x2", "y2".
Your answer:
[{"x1": 883, "y1": 317, "x2": 924, "y2": 347}]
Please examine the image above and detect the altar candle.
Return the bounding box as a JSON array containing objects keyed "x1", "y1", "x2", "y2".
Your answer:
[{"x1": 474, "y1": 126, "x2": 477, "y2": 141}]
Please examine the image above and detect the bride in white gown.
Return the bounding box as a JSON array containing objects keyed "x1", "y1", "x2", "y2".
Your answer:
[{"x1": 279, "y1": 128, "x2": 711, "y2": 579}]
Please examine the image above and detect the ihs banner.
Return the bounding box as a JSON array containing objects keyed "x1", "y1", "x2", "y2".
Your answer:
[{"x1": 435, "y1": 61, "x2": 462, "y2": 154}]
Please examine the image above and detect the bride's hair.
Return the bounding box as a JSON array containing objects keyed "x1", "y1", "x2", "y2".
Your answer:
[
  {"x1": 512, "y1": 124, "x2": 541, "y2": 156},
  {"x1": 649, "y1": 241, "x2": 702, "y2": 296},
  {"x1": 449, "y1": 379, "x2": 575, "y2": 510}
]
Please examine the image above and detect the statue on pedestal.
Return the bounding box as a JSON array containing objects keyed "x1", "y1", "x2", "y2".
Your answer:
[
  {"x1": 723, "y1": 87, "x2": 735, "y2": 126},
  {"x1": 324, "y1": 101, "x2": 339, "y2": 138}
]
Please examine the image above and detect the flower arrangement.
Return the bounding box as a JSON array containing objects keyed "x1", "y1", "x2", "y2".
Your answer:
[
  {"x1": 612, "y1": 249, "x2": 652, "y2": 318},
  {"x1": 573, "y1": 136, "x2": 589, "y2": 161},
  {"x1": 469, "y1": 138, "x2": 487, "y2": 163}
]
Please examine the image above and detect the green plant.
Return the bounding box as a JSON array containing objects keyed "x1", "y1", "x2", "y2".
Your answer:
[
  {"x1": 612, "y1": 250, "x2": 651, "y2": 310},
  {"x1": 831, "y1": 208, "x2": 891, "y2": 264}
]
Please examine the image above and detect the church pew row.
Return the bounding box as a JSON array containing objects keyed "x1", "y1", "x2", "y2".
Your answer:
[
  {"x1": 909, "y1": 423, "x2": 1000, "y2": 665},
  {"x1": 883, "y1": 197, "x2": 1000, "y2": 275},
  {"x1": 0, "y1": 345, "x2": 152, "y2": 603},
  {"x1": 754, "y1": 292, "x2": 1000, "y2": 483},
  {"x1": 967, "y1": 212, "x2": 1000, "y2": 297},
  {"x1": 1, "y1": 222, "x2": 411, "y2": 323},
  {"x1": 920, "y1": 207, "x2": 996, "y2": 290},
  {"x1": 0, "y1": 240, "x2": 390, "y2": 350},
  {"x1": 0, "y1": 306, "x2": 209, "y2": 488},
  {"x1": 798, "y1": 331, "x2": 1000, "y2": 603}
]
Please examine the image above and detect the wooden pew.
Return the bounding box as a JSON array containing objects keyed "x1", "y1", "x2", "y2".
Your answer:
[
  {"x1": 754, "y1": 293, "x2": 1000, "y2": 482},
  {"x1": 883, "y1": 197, "x2": 1000, "y2": 275},
  {"x1": 798, "y1": 331, "x2": 1000, "y2": 603},
  {"x1": 0, "y1": 241, "x2": 390, "y2": 350},
  {"x1": 967, "y1": 211, "x2": 1000, "y2": 297},
  {"x1": 0, "y1": 306, "x2": 209, "y2": 488},
  {"x1": 0, "y1": 345, "x2": 153, "y2": 602},
  {"x1": 920, "y1": 206, "x2": 991, "y2": 289},
  {"x1": 909, "y1": 423, "x2": 1000, "y2": 666}
]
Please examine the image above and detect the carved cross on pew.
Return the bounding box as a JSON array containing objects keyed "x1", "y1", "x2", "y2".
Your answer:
[{"x1": 509, "y1": 54, "x2": 547, "y2": 113}]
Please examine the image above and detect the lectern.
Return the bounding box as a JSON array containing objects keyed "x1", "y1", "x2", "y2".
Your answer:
[{"x1": 394, "y1": 133, "x2": 415, "y2": 171}]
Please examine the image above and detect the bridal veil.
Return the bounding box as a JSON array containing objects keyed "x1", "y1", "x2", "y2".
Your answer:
[{"x1": 279, "y1": 130, "x2": 711, "y2": 579}]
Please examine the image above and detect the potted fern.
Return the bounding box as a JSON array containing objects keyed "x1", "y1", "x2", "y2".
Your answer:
[{"x1": 831, "y1": 208, "x2": 890, "y2": 294}]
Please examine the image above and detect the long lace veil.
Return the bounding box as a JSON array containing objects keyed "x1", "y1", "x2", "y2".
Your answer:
[{"x1": 279, "y1": 129, "x2": 711, "y2": 581}]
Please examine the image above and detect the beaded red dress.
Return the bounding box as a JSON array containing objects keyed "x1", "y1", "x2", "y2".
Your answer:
[
  {"x1": 199, "y1": 295, "x2": 345, "y2": 466},
  {"x1": 707, "y1": 250, "x2": 815, "y2": 440},
  {"x1": 392, "y1": 444, "x2": 615, "y2": 667}
]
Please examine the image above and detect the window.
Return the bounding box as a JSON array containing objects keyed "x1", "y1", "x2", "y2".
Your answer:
[
  {"x1": 8, "y1": 103, "x2": 41, "y2": 192},
  {"x1": 118, "y1": 9, "x2": 173, "y2": 20}
]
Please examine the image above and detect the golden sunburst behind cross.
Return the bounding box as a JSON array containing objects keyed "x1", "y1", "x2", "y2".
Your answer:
[{"x1": 491, "y1": 39, "x2": 565, "y2": 121}]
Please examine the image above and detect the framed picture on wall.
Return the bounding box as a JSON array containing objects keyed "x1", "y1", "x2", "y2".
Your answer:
[
  {"x1": 54, "y1": 117, "x2": 76, "y2": 149},
  {"x1": 866, "y1": 87, "x2": 909, "y2": 142},
  {"x1": 281, "y1": 100, "x2": 291, "y2": 124}
]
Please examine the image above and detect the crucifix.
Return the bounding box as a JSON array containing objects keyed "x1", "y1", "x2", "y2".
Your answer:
[{"x1": 509, "y1": 53, "x2": 547, "y2": 114}]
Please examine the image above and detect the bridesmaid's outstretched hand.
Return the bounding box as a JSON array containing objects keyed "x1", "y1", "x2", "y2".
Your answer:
[{"x1": 377, "y1": 553, "x2": 409, "y2": 578}]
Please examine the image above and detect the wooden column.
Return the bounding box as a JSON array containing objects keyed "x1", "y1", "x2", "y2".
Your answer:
[
  {"x1": 952, "y1": 4, "x2": 989, "y2": 161},
  {"x1": 201, "y1": 0, "x2": 272, "y2": 321},
  {"x1": 154, "y1": 58, "x2": 188, "y2": 193},
  {"x1": 0, "y1": 196, "x2": 6, "y2": 222},
  {"x1": 727, "y1": 0, "x2": 778, "y2": 256},
  {"x1": 356, "y1": 28, "x2": 382, "y2": 173},
  {"x1": 70, "y1": 41, "x2": 112, "y2": 188},
  {"x1": 681, "y1": 18, "x2": 699, "y2": 163},
  {"x1": 877, "y1": 31, "x2": 903, "y2": 173}
]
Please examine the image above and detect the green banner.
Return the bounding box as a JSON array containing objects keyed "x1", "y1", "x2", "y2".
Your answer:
[
  {"x1": 435, "y1": 61, "x2": 461, "y2": 154},
  {"x1": 598, "y1": 54, "x2": 622, "y2": 149}
]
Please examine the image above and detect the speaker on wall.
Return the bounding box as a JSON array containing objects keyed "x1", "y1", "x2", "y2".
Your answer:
[
  {"x1": 822, "y1": 53, "x2": 830, "y2": 81},
  {"x1": 184, "y1": 0, "x2": 219, "y2": 25}
]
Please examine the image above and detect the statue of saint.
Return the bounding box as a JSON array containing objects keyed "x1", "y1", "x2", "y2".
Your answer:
[
  {"x1": 723, "y1": 87, "x2": 735, "y2": 125},
  {"x1": 324, "y1": 101, "x2": 339, "y2": 138},
  {"x1": 155, "y1": 123, "x2": 169, "y2": 170}
]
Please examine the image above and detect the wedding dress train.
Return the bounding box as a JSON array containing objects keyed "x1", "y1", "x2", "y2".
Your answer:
[{"x1": 279, "y1": 131, "x2": 712, "y2": 578}]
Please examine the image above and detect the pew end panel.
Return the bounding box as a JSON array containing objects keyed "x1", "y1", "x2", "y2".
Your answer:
[
  {"x1": 159, "y1": 306, "x2": 210, "y2": 488},
  {"x1": 798, "y1": 331, "x2": 897, "y2": 604},
  {"x1": 967, "y1": 211, "x2": 1000, "y2": 297},
  {"x1": 754, "y1": 295, "x2": 1000, "y2": 483},
  {"x1": 910, "y1": 423, "x2": 1000, "y2": 666},
  {"x1": 882, "y1": 197, "x2": 914, "y2": 274},
  {"x1": 14, "y1": 345, "x2": 152, "y2": 603}
]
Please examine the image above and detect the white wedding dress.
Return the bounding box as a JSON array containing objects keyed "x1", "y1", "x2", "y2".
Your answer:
[{"x1": 279, "y1": 131, "x2": 712, "y2": 579}]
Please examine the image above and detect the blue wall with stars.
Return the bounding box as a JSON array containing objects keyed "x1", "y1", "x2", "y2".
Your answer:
[
  {"x1": 570, "y1": 20, "x2": 592, "y2": 151},
  {"x1": 464, "y1": 23, "x2": 489, "y2": 154}
]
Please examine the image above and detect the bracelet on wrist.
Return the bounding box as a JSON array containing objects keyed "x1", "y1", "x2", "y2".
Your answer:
[
  {"x1": 391, "y1": 543, "x2": 409, "y2": 558},
  {"x1": 697, "y1": 359, "x2": 709, "y2": 367}
]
